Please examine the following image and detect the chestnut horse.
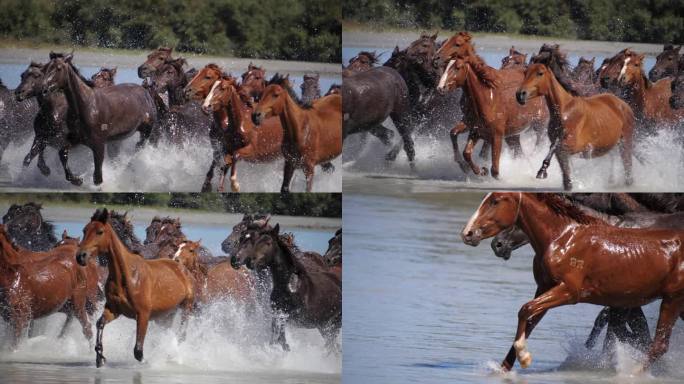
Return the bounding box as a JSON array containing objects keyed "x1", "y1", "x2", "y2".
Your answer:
[
  {"x1": 461, "y1": 192, "x2": 684, "y2": 372},
  {"x1": 231, "y1": 223, "x2": 341, "y2": 351},
  {"x1": 516, "y1": 62, "x2": 635, "y2": 190},
  {"x1": 500, "y1": 47, "x2": 527, "y2": 70},
  {"x1": 598, "y1": 48, "x2": 635, "y2": 91},
  {"x1": 42, "y1": 53, "x2": 158, "y2": 185},
  {"x1": 253, "y1": 74, "x2": 342, "y2": 193},
  {"x1": 618, "y1": 53, "x2": 684, "y2": 133},
  {"x1": 202, "y1": 78, "x2": 282, "y2": 192},
  {"x1": 0, "y1": 225, "x2": 100, "y2": 347},
  {"x1": 240, "y1": 63, "x2": 267, "y2": 102},
  {"x1": 173, "y1": 240, "x2": 254, "y2": 306},
  {"x1": 76, "y1": 209, "x2": 194, "y2": 367},
  {"x1": 437, "y1": 57, "x2": 548, "y2": 178}
]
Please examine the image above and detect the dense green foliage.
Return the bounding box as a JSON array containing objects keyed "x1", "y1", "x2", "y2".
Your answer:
[
  {"x1": 0, "y1": 0, "x2": 340, "y2": 62},
  {"x1": 0, "y1": 193, "x2": 342, "y2": 217},
  {"x1": 344, "y1": 0, "x2": 684, "y2": 44}
]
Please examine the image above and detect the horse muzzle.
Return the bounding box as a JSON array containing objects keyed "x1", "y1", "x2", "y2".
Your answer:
[
  {"x1": 251, "y1": 112, "x2": 264, "y2": 126},
  {"x1": 76, "y1": 250, "x2": 90, "y2": 266},
  {"x1": 138, "y1": 65, "x2": 152, "y2": 79},
  {"x1": 230, "y1": 255, "x2": 242, "y2": 270},
  {"x1": 491, "y1": 240, "x2": 512, "y2": 260},
  {"x1": 515, "y1": 90, "x2": 527, "y2": 105},
  {"x1": 461, "y1": 228, "x2": 482, "y2": 246}
]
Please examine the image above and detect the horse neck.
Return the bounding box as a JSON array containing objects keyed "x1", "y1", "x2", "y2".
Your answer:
[
  {"x1": 104, "y1": 226, "x2": 138, "y2": 290},
  {"x1": 64, "y1": 67, "x2": 96, "y2": 126},
  {"x1": 464, "y1": 65, "x2": 496, "y2": 120},
  {"x1": 543, "y1": 74, "x2": 575, "y2": 121},
  {"x1": 280, "y1": 93, "x2": 305, "y2": 143},
  {"x1": 168, "y1": 77, "x2": 188, "y2": 107},
  {"x1": 516, "y1": 195, "x2": 577, "y2": 256},
  {"x1": 227, "y1": 89, "x2": 250, "y2": 141},
  {"x1": 269, "y1": 243, "x2": 303, "y2": 292},
  {"x1": 624, "y1": 76, "x2": 649, "y2": 117}
]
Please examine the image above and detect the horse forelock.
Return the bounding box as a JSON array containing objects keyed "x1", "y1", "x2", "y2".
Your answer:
[{"x1": 534, "y1": 194, "x2": 606, "y2": 225}]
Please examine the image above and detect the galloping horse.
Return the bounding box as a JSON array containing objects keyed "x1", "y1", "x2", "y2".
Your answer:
[
  {"x1": 231, "y1": 224, "x2": 341, "y2": 352},
  {"x1": 202, "y1": 77, "x2": 282, "y2": 192},
  {"x1": 437, "y1": 56, "x2": 548, "y2": 178},
  {"x1": 0, "y1": 225, "x2": 100, "y2": 347},
  {"x1": 42, "y1": 53, "x2": 159, "y2": 185},
  {"x1": 598, "y1": 48, "x2": 635, "y2": 91},
  {"x1": 173, "y1": 239, "x2": 254, "y2": 306},
  {"x1": 253, "y1": 74, "x2": 342, "y2": 193},
  {"x1": 344, "y1": 51, "x2": 381, "y2": 76},
  {"x1": 618, "y1": 53, "x2": 684, "y2": 133},
  {"x1": 572, "y1": 57, "x2": 596, "y2": 84},
  {"x1": 461, "y1": 192, "x2": 684, "y2": 372},
  {"x1": 649, "y1": 44, "x2": 682, "y2": 82},
  {"x1": 671, "y1": 73, "x2": 684, "y2": 109},
  {"x1": 221, "y1": 214, "x2": 271, "y2": 255},
  {"x1": 16, "y1": 60, "x2": 115, "y2": 185},
  {"x1": 2, "y1": 202, "x2": 58, "y2": 251},
  {"x1": 516, "y1": 60, "x2": 635, "y2": 190},
  {"x1": 240, "y1": 63, "x2": 267, "y2": 102},
  {"x1": 301, "y1": 73, "x2": 321, "y2": 105},
  {"x1": 500, "y1": 47, "x2": 528, "y2": 70},
  {"x1": 76, "y1": 209, "x2": 194, "y2": 367}
]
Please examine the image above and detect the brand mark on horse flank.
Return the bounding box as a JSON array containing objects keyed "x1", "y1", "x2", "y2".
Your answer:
[
  {"x1": 101, "y1": 123, "x2": 108, "y2": 131},
  {"x1": 569, "y1": 257, "x2": 584, "y2": 269}
]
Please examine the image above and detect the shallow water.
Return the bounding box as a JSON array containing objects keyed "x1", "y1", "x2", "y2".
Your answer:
[
  {"x1": 342, "y1": 44, "x2": 683, "y2": 192},
  {"x1": 0, "y1": 61, "x2": 342, "y2": 192},
  {"x1": 343, "y1": 192, "x2": 684, "y2": 383},
  {"x1": 0, "y1": 215, "x2": 340, "y2": 384}
]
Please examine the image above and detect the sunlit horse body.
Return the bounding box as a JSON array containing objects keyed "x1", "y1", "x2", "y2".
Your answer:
[
  {"x1": 462, "y1": 192, "x2": 684, "y2": 373},
  {"x1": 253, "y1": 74, "x2": 342, "y2": 192},
  {"x1": 76, "y1": 209, "x2": 194, "y2": 367},
  {"x1": 42, "y1": 53, "x2": 159, "y2": 185},
  {"x1": 0, "y1": 225, "x2": 100, "y2": 347},
  {"x1": 517, "y1": 60, "x2": 635, "y2": 190}
]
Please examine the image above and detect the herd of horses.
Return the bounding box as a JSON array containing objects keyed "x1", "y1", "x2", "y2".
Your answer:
[
  {"x1": 343, "y1": 32, "x2": 684, "y2": 190},
  {"x1": 1, "y1": 47, "x2": 342, "y2": 192},
  {"x1": 0, "y1": 203, "x2": 341, "y2": 367},
  {"x1": 461, "y1": 192, "x2": 684, "y2": 372}
]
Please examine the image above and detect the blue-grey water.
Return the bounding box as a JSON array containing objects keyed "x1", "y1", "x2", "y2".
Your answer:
[
  {"x1": 343, "y1": 192, "x2": 684, "y2": 383},
  {"x1": 0, "y1": 209, "x2": 340, "y2": 384}
]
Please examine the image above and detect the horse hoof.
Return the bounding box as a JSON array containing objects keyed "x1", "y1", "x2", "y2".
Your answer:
[
  {"x1": 134, "y1": 347, "x2": 143, "y2": 362},
  {"x1": 23, "y1": 159, "x2": 31, "y2": 167},
  {"x1": 625, "y1": 176, "x2": 634, "y2": 186},
  {"x1": 70, "y1": 177, "x2": 83, "y2": 186},
  {"x1": 480, "y1": 167, "x2": 489, "y2": 176},
  {"x1": 231, "y1": 184, "x2": 240, "y2": 193},
  {"x1": 39, "y1": 166, "x2": 51, "y2": 176},
  {"x1": 201, "y1": 183, "x2": 212, "y2": 193},
  {"x1": 96, "y1": 355, "x2": 106, "y2": 368},
  {"x1": 518, "y1": 351, "x2": 532, "y2": 368}
]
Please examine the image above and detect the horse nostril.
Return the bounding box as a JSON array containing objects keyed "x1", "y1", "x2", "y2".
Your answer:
[
  {"x1": 495, "y1": 242, "x2": 503, "y2": 249},
  {"x1": 466, "y1": 231, "x2": 474, "y2": 238}
]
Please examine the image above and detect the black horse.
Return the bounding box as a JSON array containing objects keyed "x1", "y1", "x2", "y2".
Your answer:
[{"x1": 231, "y1": 223, "x2": 341, "y2": 352}]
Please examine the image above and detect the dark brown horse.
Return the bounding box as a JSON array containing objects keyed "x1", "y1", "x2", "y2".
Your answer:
[
  {"x1": 202, "y1": 78, "x2": 282, "y2": 192},
  {"x1": 231, "y1": 223, "x2": 341, "y2": 351},
  {"x1": 344, "y1": 51, "x2": 381, "y2": 76},
  {"x1": 618, "y1": 53, "x2": 684, "y2": 132},
  {"x1": 517, "y1": 61, "x2": 635, "y2": 190},
  {"x1": 438, "y1": 56, "x2": 548, "y2": 178},
  {"x1": 671, "y1": 73, "x2": 684, "y2": 109},
  {"x1": 462, "y1": 192, "x2": 684, "y2": 373},
  {"x1": 173, "y1": 239, "x2": 255, "y2": 306},
  {"x1": 76, "y1": 209, "x2": 194, "y2": 367},
  {"x1": 221, "y1": 214, "x2": 272, "y2": 255},
  {"x1": 649, "y1": 44, "x2": 682, "y2": 82},
  {"x1": 301, "y1": 73, "x2": 321, "y2": 105},
  {"x1": 91, "y1": 67, "x2": 117, "y2": 88},
  {"x1": 572, "y1": 57, "x2": 596, "y2": 84},
  {"x1": 2, "y1": 202, "x2": 58, "y2": 251},
  {"x1": 138, "y1": 47, "x2": 174, "y2": 79},
  {"x1": 253, "y1": 74, "x2": 341, "y2": 193},
  {"x1": 42, "y1": 53, "x2": 159, "y2": 185},
  {"x1": 0, "y1": 77, "x2": 38, "y2": 164},
  {"x1": 0, "y1": 224, "x2": 100, "y2": 348}
]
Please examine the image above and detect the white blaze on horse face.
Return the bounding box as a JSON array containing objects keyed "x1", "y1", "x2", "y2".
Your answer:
[
  {"x1": 438, "y1": 60, "x2": 456, "y2": 90},
  {"x1": 619, "y1": 57, "x2": 631, "y2": 82},
  {"x1": 173, "y1": 242, "x2": 186, "y2": 261},
  {"x1": 203, "y1": 81, "x2": 221, "y2": 109},
  {"x1": 462, "y1": 192, "x2": 492, "y2": 238}
]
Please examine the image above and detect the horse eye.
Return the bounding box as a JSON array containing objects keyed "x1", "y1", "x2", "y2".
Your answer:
[
  {"x1": 97, "y1": 229, "x2": 104, "y2": 235},
  {"x1": 204, "y1": 76, "x2": 211, "y2": 80},
  {"x1": 537, "y1": 71, "x2": 543, "y2": 76},
  {"x1": 455, "y1": 44, "x2": 461, "y2": 47}
]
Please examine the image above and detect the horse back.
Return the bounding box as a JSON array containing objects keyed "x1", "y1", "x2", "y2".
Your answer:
[{"x1": 343, "y1": 66, "x2": 408, "y2": 125}]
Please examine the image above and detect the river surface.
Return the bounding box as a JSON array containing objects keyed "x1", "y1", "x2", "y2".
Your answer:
[
  {"x1": 343, "y1": 191, "x2": 684, "y2": 383},
  {"x1": 342, "y1": 38, "x2": 684, "y2": 193},
  {"x1": 0, "y1": 209, "x2": 340, "y2": 384},
  {"x1": 0, "y1": 52, "x2": 342, "y2": 193}
]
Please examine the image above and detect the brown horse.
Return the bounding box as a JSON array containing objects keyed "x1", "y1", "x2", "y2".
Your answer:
[
  {"x1": 500, "y1": 47, "x2": 527, "y2": 70},
  {"x1": 649, "y1": 44, "x2": 682, "y2": 82},
  {"x1": 344, "y1": 51, "x2": 381, "y2": 76},
  {"x1": 138, "y1": 47, "x2": 174, "y2": 79},
  {"x1": 516, "y1": 62, "x2": 635, "y2": 190},
  {"x1": 572, "y1": 57, "x2": 595, "y2": 84},
  {"x1": 91, "y1": 67, "x2": 117, "y2": 88},
  {"x1": 172, "y1": 240, "x2": 254, "y2": 306},
  {"x1": 0, "y1": 224, "x2": 100, "y2": 347},
  {"x1": 301, "y1": 73, "x2": 321, "y2": 105},
  {"x1": 202, "y1": 78, "x2": 282, "y2": 192},
  {"x1": 240, "y1": 63, "x2": 266, "y2": 102},
  {"x1": 76, "y1": 209, "x2": 194, "y2": 367},
  {"x1": 253, "y1": 74, "x2": 342, "y2": 193},
  {"x1": 437, "y1": 57, "x2": 548, "y2": 178},
  {"x1": 42, "y1": 53, "x2": 158, "y2": 185},
  {"x1": 618, "y1": 53, "x2": 684, "y2": 132},
  {"x1": 462, "y1": 192, "x2": 684, "y2": 372},
  {"x1": 598, "y1": 48, "x2": 636, "y2": 91}
]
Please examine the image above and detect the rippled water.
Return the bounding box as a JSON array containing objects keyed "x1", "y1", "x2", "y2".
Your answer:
[
  {"x1": 0, "y1": 63, "x2": 342, "y2": 192},
  {"x1": 343, "y1": 192, "x2": 684, "y2": 383},
  {"x1": 342, "y1": 45, "x2": 684, "y2": 192},
  {"x1": 0, "y1": 216, "x2": 340, "y2": 384}
]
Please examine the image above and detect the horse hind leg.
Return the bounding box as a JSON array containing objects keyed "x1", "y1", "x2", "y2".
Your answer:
[
  {"x1": 625, "y1": 307, "x2": 651, "y2": 352},
  {"x1": 37, "y1": 148, "x2": 51, "y2": 176},
  {"x1": 641, "y1": 297, "x2": 683, "y2": 372},
  {"x1": 134, "y1": 310, "x2": 151, "y2": 363},
  {"x1": 505, "y1": 135, "x2": 524, "y2": 158},
  {"x1": 585, "y1": 307, "x2": 610, "y2": 349},
  {"x1": 280, "y1": 160, "x2": 296, "y2": 194},
  {"x1": 59, "y1": 148, "x2": 83, "y2": 186},
  {"x1": 555, "y1": 150, "x2": 573, "y2": 191},
  {"x1": 367, "y1": 123, "x2": 394, "y2": 146}
]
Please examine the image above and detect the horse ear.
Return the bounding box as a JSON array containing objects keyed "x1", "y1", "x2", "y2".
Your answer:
[
  {"x1": 49, "y1": 51, "x2": 57, "y2": 59},
  {"x1": 509, "y1": 46, "x2": 515, "y2": 55},
  {"x1": 271, "y1": 223, "x2": 280, "y2": 235},
  {"x1": 393, "y1": 46, "x2": 400, "y2": 55},
  {"x1": 111, "y1": 67, "x2": 117, "y2": 76},
  {"x1": 430, "y1": 32, "x2": 438, "y2": 41},
  {"x1": 62, "y1": 229, "x2": 68, "y2": 240}
]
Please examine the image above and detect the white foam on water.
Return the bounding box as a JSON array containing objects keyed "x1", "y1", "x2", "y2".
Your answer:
[
  {"x1": 1, "y1": 132, "x2": 341, "y2": 192},
  {"x1": 344, "y1": 121, "x2": 684, "y2": 191},
  {"x1": 0, "y1": 297, "x2": 340, "y2": 374}
]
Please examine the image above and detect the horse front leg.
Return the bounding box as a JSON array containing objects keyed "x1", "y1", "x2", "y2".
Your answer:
[
  {"x1": 626, "y1": 307, "x2": 651, "y2": 352},
  {"x1": 490, "y1": 133, "x2": 503, "y2": 179},
  {"x1": 36, "y1": 147, "x2": 51, "y2": 176},
  {"x1": 505, "y1": 135, "x2": 524, "y2": 158},
  {"x1": 23, "y1": 136, "x2": 44, "y2": 168},
  {"x1": 271, "y1": 311, "x2": 290, "y2": 351},
  {"x1": 59, "y1": 147, "x2": 83, "y2": 186},
  {"x1": 585, "y1": 307, "x2": 610, "y2": 349},
  {"x1": 640, "y1": 297, "x2": 683, "y2": 372},
  {"x1": 509, "y1": 283, "x2": 575, "y2": 370},
  {"x1": 202, "y1": 159, "x2": 216, "y2": 192},
  {"x1": 95, "y1": 307, "x2": 118, "y2": 368},
  {"x1": 280, "y1": 159, "x2": 296, "y2": 194},
  {"x1": 449, "y1": 122, "x2": 469, "y2": 172},
  {"x1": 463, "y1": 132, "x2": 486, "y2": 176},
  {"x1": 304, "y1": 161, "x2": 316, "y2": 192},
  {"x1": 537, "y1": 139, "x2": 560, "y2": 179},
  {"x1": 134, "y1": 310, "x2": 150, "y2": 363},
  {"x1": 501, "y1": 286, "x2": 548, "y2": 371},
  {"x1": 90, "y1": 143, "x2": 106, "y2": 186},
  {"x1": 555, "y1": 150, "x2": 572, "y2": 191}
]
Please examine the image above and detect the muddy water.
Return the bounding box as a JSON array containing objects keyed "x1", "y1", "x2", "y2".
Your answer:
[
  {"x1": 343, "y1": 192, "x2": 684, "y2": 383},
  {"x1": 0, "y1": 213, "x2": 340, "y2": 384}
]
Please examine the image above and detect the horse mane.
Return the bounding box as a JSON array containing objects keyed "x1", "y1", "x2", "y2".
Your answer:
[
  {"x1": 109, "y1": 210, "x2": 141, "y2": 245},
  {"x1": 275, "y1": 232, "x2": 308, "y2": 273},
  {"x1": 267, "y1": 73, "x2": 312, "y2": 109},
  {"x1": 50, "y1": 52, "x2": 96, "y2": 87},
  {"x1": 464, "y1": 53, "x2": 500, "y2": 88},
  {"x1": 165, "y1": 57, "x2": 187, "y2": 73},
  {"x1": 531, "y1": 44, "x2": 579, "y2": 96},
  {"x1": 534, "y1": 194, "x2": 607, "y2": 225},
  {"x1": 355, "y1": 51, "x2": 380, "y2": 65}
]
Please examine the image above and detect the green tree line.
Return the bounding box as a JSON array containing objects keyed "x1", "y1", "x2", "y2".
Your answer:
[
  {"x1": 344, "y1": 0, "x2": 684, "y2": 44},
  {"x1": 0, "y1": 0, "x2": 341, "y2": 63},
  {"x1": 0, "y1": 193, "x2": 342, "y2": 217}
]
